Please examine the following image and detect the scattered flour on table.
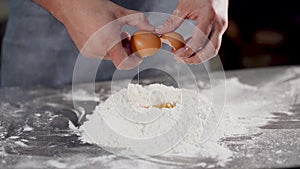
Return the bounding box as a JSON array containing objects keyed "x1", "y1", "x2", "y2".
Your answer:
[
  {"x1": 78, "y1": 77, "x2": 278, "y2": 166},
  {"x1": 64, "y1": 89, "x2": 100, "y2": 102}
]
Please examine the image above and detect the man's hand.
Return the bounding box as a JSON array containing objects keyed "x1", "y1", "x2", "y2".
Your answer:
[
  {"x1": 156, "y1": 0, "x2": 228, "y2": 64},
  {"x1": 35, "y1": 0, "x2": 154, "y2": 69}
]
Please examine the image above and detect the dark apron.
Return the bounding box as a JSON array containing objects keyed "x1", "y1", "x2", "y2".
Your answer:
[{"x1": 1, "y1": 0, "x2": 176, "y2": 87}]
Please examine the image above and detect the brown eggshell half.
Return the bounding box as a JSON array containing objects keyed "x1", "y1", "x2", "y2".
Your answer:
[
  {"x1": 161, "y1": 32, "x2": 185, "y2": 51},
  {"x1": 130, "y1": 31, "x2": 162, "y2": 57}
]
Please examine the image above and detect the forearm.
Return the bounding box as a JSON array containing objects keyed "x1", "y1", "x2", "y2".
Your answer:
[
  {"x1": 34, "y1": 0, "x2": 70, "y2": 23},
  {"x1": 34, "y1": 0, "x2": 119, "y2": 27}
]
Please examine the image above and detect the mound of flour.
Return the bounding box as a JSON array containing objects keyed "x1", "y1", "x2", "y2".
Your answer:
[
  {"x1": 81, "y1": 83, "x2": 213, "y2": 150},
  {"x1": 78, "y1": 78, "x2": 271, "y2": 166}
]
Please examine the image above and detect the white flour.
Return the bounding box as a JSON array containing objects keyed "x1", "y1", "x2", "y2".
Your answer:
[
  {"x1": 78, "y1": 77, "x2": 281, "y2": 167},
  {"x1": 96, "y1": 84, "x2": 210, "y2": 139},
  {"x1": 81, "y1": 83, "x2": 211, "y2": 151}
]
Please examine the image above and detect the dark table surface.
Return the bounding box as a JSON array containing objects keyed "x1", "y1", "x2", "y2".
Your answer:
[{"x1": 0, "y1": 66, "x2": 300, "y2": 169}]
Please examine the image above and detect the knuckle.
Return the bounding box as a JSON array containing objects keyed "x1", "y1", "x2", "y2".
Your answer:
[
  {"x1": 136, "y1": 12, "x2": 146, "y2": 21},
  {"x1": 116, "y1": 9, "x2": 128, "y2": 18},
  {"x1": 210, "y1": 11, "x2": 217, "y2": 20},
  {"x1": 189, "y1": 55, "x2": 201, "y2": 64},
  {"x1": 172, "y1": 9, "x2": 181, "y2": 16},
  {"x1": 215, "y1": 40, "x2": 221, "y2": 52},
  {"x1": 173, "y1": 9, "x2": 186, "y2": 19},
  {"x1": 205, "y1": 6, "x2": 217, "y2": 20},
  {"x1": 132, "y1": 12, "x2": 148, "y2": 27},
  {"x1": 193, "y1": 59, "x2": 202, "y2": 64},
  {"x1": 166, "y1": 17, "x2": 175, "y2": 26},
  {"x1": 206, "y1": 46, "x2": 219, "y2": 57},
  {"x1": 209, "y1": 48, "x2": 218, "y2": 57},
  {"x1": 217, "y1": 18, "x2": 228, "y2": 31},
  {"x1": 212, "y1": 50, "x2": 218, "y2": 56}
]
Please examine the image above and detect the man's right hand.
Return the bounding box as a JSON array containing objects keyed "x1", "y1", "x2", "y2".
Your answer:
[{"x1": 35, "y1": 0, "x2": 154, "y2": 69}]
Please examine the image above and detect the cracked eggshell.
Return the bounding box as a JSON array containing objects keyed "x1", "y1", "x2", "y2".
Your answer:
[
  {"x1": 130, "y1": 31, "x2": 162, "y2": 57},
  {"x1": 161, "y1": 32, "x2": 185, "y2": 51}
]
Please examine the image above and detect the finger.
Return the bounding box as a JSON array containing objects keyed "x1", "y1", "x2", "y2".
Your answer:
[
  {"x1": 121, "y1": 31, "x2": 130, "y2": 42},
  {"x1": 108, "y1": 41, "x2": 142, "y2": 70},
  {"x1": 173, "y1": 55, "x2": 185, "y2": 63},
  {"x1": 196, "y1": 20, "x2": 226, "y2": 62},
  {"x1": 155, "y1": 9, "x2": 186, "y2": 34},
  {"x1": 177, "y1": 19, "x2": 213, "y2": 58},
  {"x1": 187, "y1": 21, "x2": 213, "y2": 52},
  {"x1": 104, "y1": 31, "x2": 130, "y2": 60},
  {"x1": 181, "y1": 53, "x2": 202, "y2": 64},
  {"x1": 108, "y1": 41, "x2": 127, "y2": 68},
  {"x1": 183, "y1": 29, "x2": 223, "y2": 64},
  {"x1": 120, "y1": 10, "x2": 155, "y2": 31},
  {"x1": 173, "y1": 37, "x2": 191, "y2": 57},
  {"x1": 174, "y1": 47, "x2": 192, "y2": 59},
  {"x1": 121, "y1": 32, "x2": 132, "y2": 54}
]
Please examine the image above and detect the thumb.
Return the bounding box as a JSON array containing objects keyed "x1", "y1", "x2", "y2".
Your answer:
[
  {"x1": 120, "y1": 10, "x2": 155, "y2": 31},
  {"x1": 108, "y1": 41, "x2": 128, "y2": 69},
  {"x1": 155, "y1": 9, "x2": 186, "y2": 34},
  {"x1": 109, "y1": 41, "x2": 142, "y2": 70}
]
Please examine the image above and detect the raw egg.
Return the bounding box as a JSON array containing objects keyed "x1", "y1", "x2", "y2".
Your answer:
[
  {"x1": 161, "y1": 32, "x2": 185, "y2": 51},
  {"x1": 130, "y1": 31, "x2": 162, "y2": 57},
  {"x1": 143, "y1": 102, "x2": 176, "y2": 109}
]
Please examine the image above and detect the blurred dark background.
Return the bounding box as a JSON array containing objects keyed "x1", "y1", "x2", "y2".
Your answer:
[
  {"x1": 0, "y1": 0, "x2": 299, "y2": 72},
  {"x1": 0, "y1": 0, "x2": 7, "y2": 67},
  {"x1": 221, "y1": 0, "x2": 300, "y2": 69}
]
